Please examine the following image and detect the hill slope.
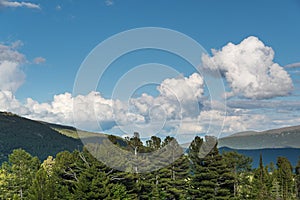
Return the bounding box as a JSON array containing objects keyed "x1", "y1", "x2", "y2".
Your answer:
[
  {"x1": 219, "y1": 125, "x2": 300, "y2": 149},
  {"x1": 0, "y1": 112, "x2": 83, "y2": 163}
]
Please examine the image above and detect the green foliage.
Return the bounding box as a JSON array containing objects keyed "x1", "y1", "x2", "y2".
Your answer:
[
  {"x1": 276, "y1": 157, "x2": 295, "y2": 199},
  {"x1": 1, "y1": 149, "x2": 40, "y2": 199},
  {"x1": 0, "y1": 112, "x2": 82, "y2": 164},
  {"x1": 188, "y1": 136, "x2": 234, "y2": 199},
  {"x1": 0, "y1": 135, "x2": 299, "y2": 199},
  {"x1": 296, "y1": 158, "x2": 300, "y2": 199}
]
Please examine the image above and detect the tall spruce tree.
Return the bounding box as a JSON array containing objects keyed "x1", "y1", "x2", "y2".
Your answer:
[
  {"x1": 222, "y1": 151, "x2": 252, "y2": 198},
  {"x1": 276, "y1": 156, "x2": 295, "y2": 199},
  {"x1": 188, "y1": 136, "x2": 234, "y2": 200}
]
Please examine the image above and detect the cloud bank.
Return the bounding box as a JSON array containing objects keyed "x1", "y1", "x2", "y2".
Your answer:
[{"x1": 0, "y1": 36, "x2": 297, "y2": 138}]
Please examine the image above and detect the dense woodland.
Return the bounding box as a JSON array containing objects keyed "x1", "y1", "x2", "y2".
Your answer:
[{"x1": 0, "y1": 134, "x2": 300, "y2": 200}]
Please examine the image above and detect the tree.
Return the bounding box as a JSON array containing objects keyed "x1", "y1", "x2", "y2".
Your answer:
[
  {"x1": 296, "y1": 158, "x2": 300, "y2": 199},
  {"x1": 27, "y1": 168, "x2": 57, "y2": 200},
  {"x1": 222, "y1": 151, "x2": 252, "y2": 198},
  {"x1": 5, "y1": 149, "x2": 40, "y2": 199},
  {"x1": 72, "y1": 165, "x2": 111, "y2": 199},
  {"x1": 146, "y1": 136, "x2": 162, "y2": 150},
  {"x1": 276, "y1": 156, "x2": 295, "y2": 199},
  {"x1": 250, "y1": 153, "x2": 272, "y2": 199},
  {"x1": 188, "y1": 136, "x2": 234, "y2": 199}
]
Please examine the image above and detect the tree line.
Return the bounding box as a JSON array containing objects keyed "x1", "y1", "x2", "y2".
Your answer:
[{"x1": 0, "y1": 134, "x2": 300, "y2": 200}]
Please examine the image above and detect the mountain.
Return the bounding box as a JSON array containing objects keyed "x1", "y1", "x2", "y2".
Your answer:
[
  {"x1": 218, "y1": 125, "x2": 300, "y2": 168},
  {"x1": 0, "y1": 111, "x2": 84, "y2": 163},
  {"x1": 218, "y1": 125, "x2": 300, "y2": 149},
  {"x1": 0, "y1": 111, "x2": 129, "y2": 164}
]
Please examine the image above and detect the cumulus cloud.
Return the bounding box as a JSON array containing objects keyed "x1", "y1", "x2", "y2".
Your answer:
[
  {"x1": 158, "y1": 73, "x2": 204, "y2": 102},
  {"x1": 33, "y1": 57, "x2": 46, "y2": 64},
  {"x1": 202, "y1": 36, "x2": 293, "y2": 99},
  {"x1": 0, "y1": 0, "x2": 40, "y2": 9},
  {"x1": 0, "y1": 61, "x2": 25, "y2": 92},
  {"x1": 0, "y1": 43, "x2": 26, "y2": 92},
  {"x1": 130, "y1": 73, "x2": 204, "y2": 122}
]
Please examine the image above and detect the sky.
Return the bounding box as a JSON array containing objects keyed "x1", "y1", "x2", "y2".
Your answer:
[{"x1": 0, "y1": 0, "x2": 300, "y2": 142}]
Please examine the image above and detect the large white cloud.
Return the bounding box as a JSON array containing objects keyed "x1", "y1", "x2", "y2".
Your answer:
[{"x1": 202, "y1": 36, "x2": 293, "y2": 99}]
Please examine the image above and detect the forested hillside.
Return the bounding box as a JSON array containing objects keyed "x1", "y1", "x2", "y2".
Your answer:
[
  {"x1": 0, "y1": 112, "x2": 83, "y2": 163},
  {"x1": 1, "y1": 135, "x2": 300, "y2": 199}
]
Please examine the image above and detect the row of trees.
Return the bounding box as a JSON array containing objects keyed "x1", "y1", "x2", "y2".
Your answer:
[{"x1": 0, "y1": 134, "x2": 300, "y2": 199}]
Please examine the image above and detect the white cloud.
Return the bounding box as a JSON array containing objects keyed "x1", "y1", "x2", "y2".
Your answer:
[
  {"x1": 0, "y1": 61, "x2": 25, "y2": 92},
  {"x1": 0, "y1": 90, "x2": 24, "y2": 114},
  {"x1": 33, "y1": 57, "x2": 46, "y2": 64},
  {"x1": 202, "y1": 36, "x2": 293, "y2": 99},
  {"x1": 129, "y1": 73, "x2": 204, "y2": 123},
  {"x1": 0, "y1": 0, "x2": 40, "y2": 9},
  {"x1": 0, "y1": 43, "x2": 26, "y2": 92},
  {"x1": 0, "y1": 43, "x2": 25, "y2": 63},
  {"x1": 158, "y1": 73, "x2": 204, "y2": 102}
]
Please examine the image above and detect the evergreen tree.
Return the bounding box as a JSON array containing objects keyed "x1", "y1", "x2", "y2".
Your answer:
[
  {"x1": 72, "y1": 165, "x2": 111, "y2": 199},
  {"x1": 250, "y1": 154, "x2": 271, "y2": 199},
  {"x1": 222, "y1": 151, "x2": 252, "y2": 198},
  {"x1": 4, "y1": 149, "x2": 40, "y2": 199},
  {"x1": 295, "y1": 158, "x2": 300, "y2": 199},
  {"x1": 27, "y1": 168, "x2": 57, "y2": 200},
  {"x1": 188, "y1": 136, "x2": 234, "y2": 200},
  {"x1": 276, "y1": 156, "x2": 295, "y2": 199}
]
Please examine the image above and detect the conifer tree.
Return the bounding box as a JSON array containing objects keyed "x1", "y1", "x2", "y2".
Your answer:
[
  {"x1": 295, "y1": 158, "x2": 300, "y2": 199},
  {"x1": 188, "y1": 136, "x2": 234, "y2": 200},
  {"x1": 4, "y1": 149, "x2": 40, "y2": 199},
  {"x1": 276, "y1": 156, "x2": 295, "y2": 199}
]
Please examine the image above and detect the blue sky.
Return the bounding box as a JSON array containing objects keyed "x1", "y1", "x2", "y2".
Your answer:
[{"x1": 0, "y1": 0, "x2": 300, "y2": 141}]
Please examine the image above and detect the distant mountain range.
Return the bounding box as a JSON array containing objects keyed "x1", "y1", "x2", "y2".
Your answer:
[
  {"x1": 218, "y1": 126, "x2": 300, "y2": 167},
  {"x1": 218, "y1": 125, "x2": 300, "y2": 149}
]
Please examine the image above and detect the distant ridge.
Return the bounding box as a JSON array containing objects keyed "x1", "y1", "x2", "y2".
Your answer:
[{"x1": 219, "y1": 125, "x2": 300, "y2": 149}]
